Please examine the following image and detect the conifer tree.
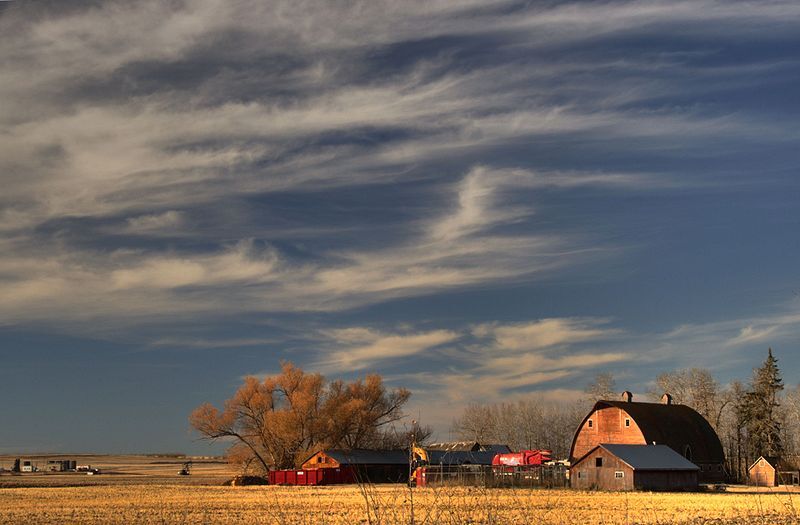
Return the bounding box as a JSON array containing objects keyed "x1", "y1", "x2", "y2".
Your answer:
[{"x1": 741, "y1": 348, "x2": 784, "y2": 458}]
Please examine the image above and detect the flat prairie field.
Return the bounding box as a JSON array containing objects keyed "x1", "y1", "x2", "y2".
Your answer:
[{"x1": 3, "y1": 480, "x2": 800, "y2": 525}]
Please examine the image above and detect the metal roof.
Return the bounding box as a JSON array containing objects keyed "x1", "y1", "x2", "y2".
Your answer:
[
  {"x1": 480, "y1": 444, "x2": 512, "y2": 453},
  {"x1": 324, "y1": 449, "x2": 408, "y2": 465},
  {"x1": 426, "y1": 442, "x2": 511, "y2": 453},
  {"x1": 426, "y1": 441, "x2": 480, "y2": 452},
  {"x1": 597, "y1": 444, "x2": 700, "y2": 471},
  {"x1": 426, "y1": 450, "x2": 497, "y2": 465}
]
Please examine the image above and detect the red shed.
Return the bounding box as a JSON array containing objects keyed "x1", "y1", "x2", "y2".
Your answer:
[{"x1": 300, "y1": 449, "x2": 409, "y2": 483}]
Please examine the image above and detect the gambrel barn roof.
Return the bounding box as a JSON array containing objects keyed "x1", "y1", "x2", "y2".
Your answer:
[{"x1": 571, "y1": 399, "x2": 725, "y2": 464}]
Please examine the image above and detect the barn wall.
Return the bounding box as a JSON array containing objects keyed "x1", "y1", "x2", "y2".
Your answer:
[
  {"x1": 696, "y1": 462, "x2": 725, "y2": 483},
  {"x1": 634, "y1": 470, "x2": 698, "y2": 491},
  {"x1": 571, "y1": 448, "x2": 634, "y2": 491},
  {"x1": 571, "y1": 404, "x2": 725, "y2": 483},
  {"x1": 301, "y1": 451, "x2": 341, "y2": 470},
  {"x1": 572, "y1": 406, "x2": 646, "y2": 462},
  {"x1": 354, "y1": 465, "x2": 409, "y2": 484},
  {"x1": 749, "y1": 459, "x2": 778, "y2": 487}
]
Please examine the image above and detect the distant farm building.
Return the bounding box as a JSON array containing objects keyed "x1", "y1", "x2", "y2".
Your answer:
[
  {"x1": 300, "y1": 449, "x2": 409, "y2": 484},
  {"x1": 570, "y1": 392, "x2": 725, "y2": 483},
  {"x1": 425, "y1": 442, "x2": 512, "y2": 454},
  {"x1": 46, "y1": 459, "x2": 77, "y2": 472},
  {"x1": 571, "y1": 444, "x2": 699, "y2": 491},
  {"x1": 748, "y1": 456, "x2": 800, "y2": 487}
]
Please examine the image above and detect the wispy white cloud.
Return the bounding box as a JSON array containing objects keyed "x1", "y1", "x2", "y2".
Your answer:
[
  {"x1": 316, "y1": 317, "x2": 628, "y2": 403},
  {"x1": 125, "y1": 211, "x2": 185, "y2": 234},
  {"x1": 0, "y1": 0, "x2": 797, "y2": 335},
  {"x1": 0, "y1": 165, "x2": 634, "y2": 328},
  {"x1": 473, "y1": 318, "x2": 617, "y2": 352},
  {"x1": 320, "y1": 328, "x2": 460, "y2": 372}
]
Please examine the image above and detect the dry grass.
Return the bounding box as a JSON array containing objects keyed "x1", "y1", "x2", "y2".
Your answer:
[
  {"x1": 2, "y1": 457, "x2": 798, "y2": 524},
  {"x1": 2, "y1": 482, "x2": 800, "y2": 524}
]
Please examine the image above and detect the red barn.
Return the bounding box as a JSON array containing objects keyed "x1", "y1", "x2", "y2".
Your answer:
[
  {"x1": 301, "y1": 449, "x2": 409, "y2": 483},
  {"x1": 571, "y1": 444, "x2": 699, "y2": 491},
  {"x1": 570, "y1": 392, "x2": 725, "y2": 483}
]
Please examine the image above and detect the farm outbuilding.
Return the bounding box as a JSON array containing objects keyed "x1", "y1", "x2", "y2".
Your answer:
[
  {"x1": 748, "y1": 456, "x2": 800, "y2": 487},
  {"x1": 268, "y1": 467, "x2": 356, "y2": 486},
  {"x1": 300, "y1": 449, "x2": 409, "y2": 483},
  {"x1": 425, "y1": 442, "x2": 512, "y2": 454},
  {"x1": 570, "y1": 392, "x2": 725, "y2": 483},
  {"x1": 571, "y1": 444, "x2": 699, "y2": 491},
  {"x1": 749, "y1": 456, "x2": 779, "y2": 487}
]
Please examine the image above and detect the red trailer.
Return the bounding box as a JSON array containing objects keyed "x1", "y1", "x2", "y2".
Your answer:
[
  {"x1": 492, "y1": 449, "x2": 552, "y2": 466},
  {"x1": 268, "y1": 467, "x2": 357, "y2": 486}
]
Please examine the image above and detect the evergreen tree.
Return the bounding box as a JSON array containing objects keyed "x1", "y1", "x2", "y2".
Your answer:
[{"x1": 741, "y1": 348, "x2": 784, "y2": 458}]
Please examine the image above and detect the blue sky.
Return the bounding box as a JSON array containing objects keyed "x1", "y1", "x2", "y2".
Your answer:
[{"x1": 1, "y1": 0, "x2": 799, "y2": 454}]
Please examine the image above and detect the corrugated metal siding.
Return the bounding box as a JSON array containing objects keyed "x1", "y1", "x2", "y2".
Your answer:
[{"x1": 268, "y1": 467, "x2": 357, "y2": 485}]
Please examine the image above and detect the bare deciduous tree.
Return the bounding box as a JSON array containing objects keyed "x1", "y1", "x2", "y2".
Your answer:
[
  {"x1": 451, "y1": 396, "x2": 584, "y2": 459},
  {"x1": 584, "y1": 373, "x2": 617, "y2": 403},
  {"x1": 190, "y1": 362, "x2": 411, "y2": 471}
]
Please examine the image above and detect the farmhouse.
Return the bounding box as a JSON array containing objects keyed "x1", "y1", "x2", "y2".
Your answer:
[
  {"x1": 570, "y1": 392, "x2": 725, "y2": 483},
  {"x1": 571, "y1": 444, "x2": 699, "y2": 491},
  {"x1": 301, "y1": 449, "x2": 409, "y2": 483},
  {"x1": 748, "y1": 456, "x2": 800, "y2": 487}
]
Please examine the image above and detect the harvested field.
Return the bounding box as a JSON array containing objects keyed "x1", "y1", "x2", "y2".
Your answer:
[
  {"x1": 0, "y1": 454, "x2": 232, "y2": 488},
  {"x1": 2, "y1": 480, "x2": 800, "y2": 524}
]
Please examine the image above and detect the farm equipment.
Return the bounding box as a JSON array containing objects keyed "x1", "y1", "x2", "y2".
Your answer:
[
  {"x1": 178, "y1": 461, "x2": 192, "y2": 475},
  {"x1": 492, "y1": 449, "x2": 552, "y2": 466}
]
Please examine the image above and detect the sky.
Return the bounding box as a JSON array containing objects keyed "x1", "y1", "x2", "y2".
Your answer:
[{"x1": 1, "y1": 0, "x2": 799, "y2": 455}]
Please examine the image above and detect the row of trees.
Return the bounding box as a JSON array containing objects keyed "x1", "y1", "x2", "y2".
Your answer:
[
  {"x1": 450, "y1": 348, "x2": 793, "y2": 482},
  {"x1": 450, "y1": 399, "x2": 585, "y2": 460}
]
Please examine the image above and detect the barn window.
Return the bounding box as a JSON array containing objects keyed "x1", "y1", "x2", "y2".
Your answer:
[
  {"x1": 577, "y1": 471, "x2": 584, "y2": 479},
  {"x1": 317, "y1": 457, "x2": 323, "y2": 463},
  {"x1": 615, "y1": 471, "x2": 624, "y2": 479},
  {"x1": 684, "y1": 445, "x2": 692, "y2": 461},
  {"x1": 588, "y1": 419, "x2": 593, "y2": 428},
  {"x1": 624, "y1": 418, "x2": 630, "y2": 427},
  {"x1": 595, "y1": 457, "x2": 603, "y2": 467}
]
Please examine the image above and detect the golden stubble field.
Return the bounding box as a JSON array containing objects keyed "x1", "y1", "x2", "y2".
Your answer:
[
  {"x1": 2, "y1": 456, "x2": 800, "y2": 524},
  {"x1": 3, "y1": 483, "x2": 800, "y2": 524}
]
